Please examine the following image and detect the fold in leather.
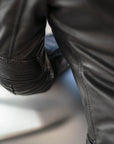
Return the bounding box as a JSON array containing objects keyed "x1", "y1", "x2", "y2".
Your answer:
[
  {"x1": 48, "y1": 0, "x2": 114, "y2": 144},
  {"x1": 0, "y1": 0, "x2": 114, "y2": 143}
]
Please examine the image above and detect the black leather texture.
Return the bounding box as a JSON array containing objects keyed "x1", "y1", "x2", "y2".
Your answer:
[{"x1": 0, "y1": 0, "x2": 114, "y2": 144}]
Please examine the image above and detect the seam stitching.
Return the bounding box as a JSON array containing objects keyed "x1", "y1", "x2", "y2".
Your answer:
[{"x1": 77, "y1": 54, "x2": 96, "y2": 144}]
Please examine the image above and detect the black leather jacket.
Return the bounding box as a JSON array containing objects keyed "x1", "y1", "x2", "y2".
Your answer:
[
  {"x1": 0, "y1": 0, "x2": 63, "y2": 95},
  {"x1": 0, "y1": 0, "x2": 114, "y2": 144}
]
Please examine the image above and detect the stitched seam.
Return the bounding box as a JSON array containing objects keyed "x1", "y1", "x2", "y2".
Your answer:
[
  {"x1": 80, "y1": 62, "x2": 96, "y2": 143},
  {"x1": 69, "y1": 38, "x2": 96, "y2": 142},
  {"x1": 77, "y1": 53, "x2": 96, "y2": 143}
]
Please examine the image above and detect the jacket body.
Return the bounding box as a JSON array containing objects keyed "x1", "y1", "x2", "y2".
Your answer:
[{"x1": 0, "y1": 0, "x2": 114, "y2": 144}]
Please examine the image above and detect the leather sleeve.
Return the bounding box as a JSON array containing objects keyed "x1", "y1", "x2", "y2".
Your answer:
[{"x1": 0, "y1": 0, "x2": 54, "y2": 95}]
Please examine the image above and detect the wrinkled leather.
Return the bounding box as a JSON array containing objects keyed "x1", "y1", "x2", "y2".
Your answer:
[{"x1": 0, "y1": 0, "x2": 114, "y2": 144}]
